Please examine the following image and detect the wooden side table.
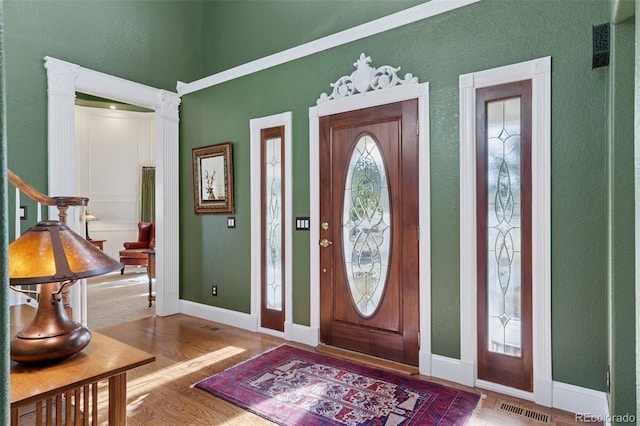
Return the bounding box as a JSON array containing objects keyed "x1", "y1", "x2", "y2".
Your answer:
[
  {"x1": 88, "y1": 239, "x2": 105, "y2": 251},
  {"x1": 145, "y1": 250, "x2": 156, "y2": 307},
  {"x1": 10, "y1": 332, "x2": 154, "y2": 425}
]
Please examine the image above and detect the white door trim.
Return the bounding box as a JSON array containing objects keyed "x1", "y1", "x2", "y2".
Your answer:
[
  {"x1": 250, "y1": 112, "x2": 293, "y2": 339},
  {"x1": 459, "y1": 56, "x2": 552, "y2": 405},
  {"x1": 44, "y1": 56, "x2": 181, "y2": 319},
  {"x1": 309, "y1": 76, "x2": 430, "y2": 373}
]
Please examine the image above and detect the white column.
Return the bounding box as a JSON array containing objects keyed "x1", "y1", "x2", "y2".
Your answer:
[
  {"x1": 458, "y1": 72, "x2": 477, "y2": 386},
  {"x1": 155, "y1": 90, "x2": 181, "y2": 316},
  {"x1": 45, "y1": 57, "x2": 85, "y2": 322},
  {"x1": 44, "y1": 57, "x2": 78, "y2": 222}
]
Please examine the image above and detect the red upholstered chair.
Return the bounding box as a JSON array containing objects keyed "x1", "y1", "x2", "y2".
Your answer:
[{"x1": 118, "y1": 222, "x2": 155, "y2": 274}]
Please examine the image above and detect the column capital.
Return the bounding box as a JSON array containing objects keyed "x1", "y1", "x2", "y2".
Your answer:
[
  {"x1": 44, "y1": 57, "x2": 79, "y2": 98},
  {"x1": 158, "y1": 90, "x2": 181, "y2": 121}
]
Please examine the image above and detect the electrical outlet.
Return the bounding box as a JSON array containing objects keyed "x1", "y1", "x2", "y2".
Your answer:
[{"x1": 211, "y1": 285, "x2": 218, "y2": 296}]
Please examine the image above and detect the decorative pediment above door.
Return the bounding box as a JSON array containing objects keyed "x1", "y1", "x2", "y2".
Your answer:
[{"x1": 317, "y1": 53, "x2": 419, "y2": 104}]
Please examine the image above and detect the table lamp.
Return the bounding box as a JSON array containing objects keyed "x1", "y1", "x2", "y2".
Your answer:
[
  {"x1": 8, "y1": 220, "x2": 122, "y2": 364},
  {"x1": 80, "y1": 211, "x2": 99, "y2": 240}
]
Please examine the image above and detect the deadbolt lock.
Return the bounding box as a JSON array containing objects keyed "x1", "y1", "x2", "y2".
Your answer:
[{"x1": 321, "y1": 222, "x2": 329, "y2": 230}]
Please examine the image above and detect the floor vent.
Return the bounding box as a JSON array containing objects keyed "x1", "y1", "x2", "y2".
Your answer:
[
  {"x1": 524, "y1": 409, "x2": 551, "y2": 423},
  {"x1": 498, "y1": 401, "x2": 523, "y2": 416},
  {"x1": 497, "y1": 400, "x2": 554, "y2": 424},
  {"x1": 201, "y1": 325, "x2": 220, "y2": 333}
]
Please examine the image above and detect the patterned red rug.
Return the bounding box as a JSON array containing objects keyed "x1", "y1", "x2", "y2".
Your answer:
[{"x1": 194, "y1": 345, "x2": 482, "y2": 425}]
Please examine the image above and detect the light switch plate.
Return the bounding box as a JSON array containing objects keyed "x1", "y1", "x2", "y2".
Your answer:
[{"x1": 296, "y1": 217, "x2": 310, "y2": 231}]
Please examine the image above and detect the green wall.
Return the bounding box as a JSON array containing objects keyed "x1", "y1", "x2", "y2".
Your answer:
[
  {"x1": 609, "y1": 17, "x2": 636, "y2": 421},
  {"x1": 3, "y1": 0, "x2": 202, "y2": 226},
  {"x1": 201, "y1": 0, "x2": 424, "y2": 75},
  {"x1": 636, "y1": 1, "x2": 640, "y2": 421},
  {"x1": 181, "y1": 0, "x2": 611, "y2": 391},
  {"x1": 0, "y1": 0, "x2": 10, "y2": 422}
]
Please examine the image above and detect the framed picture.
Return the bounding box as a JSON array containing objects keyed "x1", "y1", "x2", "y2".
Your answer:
[{"x1": 192, "y1": 142, "x2": 234, "y2": 214}]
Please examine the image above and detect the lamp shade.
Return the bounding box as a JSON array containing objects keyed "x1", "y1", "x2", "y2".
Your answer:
[
  {"x1": 82, "y1": 212, "x2": 99, "y2": 222},
  {"x1": 9, "y1": 220, "x2": 122, "y2": 285}
]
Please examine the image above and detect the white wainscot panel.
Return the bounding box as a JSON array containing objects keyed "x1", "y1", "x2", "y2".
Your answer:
[
  {"x1": 87, "y1": 117, "x2": 140, "y2": 195},
  {"x1": 88, "y1": 199, "x2": 138, "y2": 224}
]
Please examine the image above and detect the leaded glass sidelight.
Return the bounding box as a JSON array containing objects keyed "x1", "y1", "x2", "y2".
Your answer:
[
  {"x1": 486, "y1": 97, "x2": 522, "y2": 357},
  {"x1": 342, "y1": 134, "x2": 390, "y2": 317},
  {"x1": 265, "y1": 137, "x2": 282, "y2": 311}
]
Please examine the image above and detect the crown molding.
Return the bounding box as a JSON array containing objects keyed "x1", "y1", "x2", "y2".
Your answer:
[{"x1": 177, "y1": 0, "x2": 480, "y2": 96}]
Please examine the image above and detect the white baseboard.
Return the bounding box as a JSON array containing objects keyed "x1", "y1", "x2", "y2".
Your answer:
[
  {"x1": 258, "y1": 326, "x2": 285, "y2": 339},
  {"x1": 419, "y1": 350, "x2": 432, "y2": 376},
  {"x1": 534, "y1": 376, "x2": 553, "y2": 407},
  {"x1": 179, "y1": 300, "x2": 319, "y2": 348},
  {"x1": 179, "y1": 300, "x2": 258, "y2": 332},
  {"x1": 459, "y1": 359, "x2": 475, "y2": 387},
  {"x1": 553, "y1": 381, "x2": 608, "y2": 419},
  {"x1": 430, "y1": 354, "x2": 607, "y2": 418},
  {"x1": 431, "y1": 354, "x2": 463, "y2": 383},
  {"x1": 291, "y1": 323, "x2": 319, "y2": 347}
]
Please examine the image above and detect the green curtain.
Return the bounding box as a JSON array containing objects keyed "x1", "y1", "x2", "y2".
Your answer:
[{"x1": 140, "y1": 167, "x2": 155, "y2": 223}]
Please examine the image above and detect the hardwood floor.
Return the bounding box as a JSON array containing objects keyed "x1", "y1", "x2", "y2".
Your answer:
[
  {"x1": 10, "y1": 306, "x2": 598, "y2": 425},
  {"x1": 95, "y1": 314, "x2": 593, "y2": 425}
]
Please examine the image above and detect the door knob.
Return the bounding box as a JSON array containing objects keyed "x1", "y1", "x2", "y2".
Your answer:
[{"x1": 319, "y1": 239, "x2": 333, "y2": 248}]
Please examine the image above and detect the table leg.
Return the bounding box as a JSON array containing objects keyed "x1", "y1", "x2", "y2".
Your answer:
[{"x1": 109, "y1": 372, "x2": 127, "y2": 425}]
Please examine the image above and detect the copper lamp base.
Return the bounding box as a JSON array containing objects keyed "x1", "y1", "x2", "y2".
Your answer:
[{"x1": 10, "y1": 282, "x2": 91, "y2": 364}]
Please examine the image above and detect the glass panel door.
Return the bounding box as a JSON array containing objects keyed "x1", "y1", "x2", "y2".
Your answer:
[
  {"x1": 486, "y1": 97, "x2": 522, "y2": 357},
  {"x1": 261, "y1": 126, "x2": 285, "y2": 331},
  {"x1": 476, "y1": 80, "x2": 533, "y2": 391}
]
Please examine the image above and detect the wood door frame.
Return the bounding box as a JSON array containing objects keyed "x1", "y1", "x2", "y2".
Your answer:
[
  {"x1": 309, "y1": 82, "x2": 431, "y2": 373},
  {"x1": 459, "y1": 57, "x2": 552, "y2": 405}
]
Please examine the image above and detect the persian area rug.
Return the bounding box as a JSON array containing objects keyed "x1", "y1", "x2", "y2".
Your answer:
[{"x1": 193, "y1": 345, "x2": 481, "y2": 425}]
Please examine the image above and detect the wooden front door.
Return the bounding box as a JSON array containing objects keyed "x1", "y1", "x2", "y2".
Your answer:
[{"x1": 319, "y1": 100, "x2": 419, "y2": 366}]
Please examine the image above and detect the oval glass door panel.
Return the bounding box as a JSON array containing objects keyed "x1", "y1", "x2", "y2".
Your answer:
[{"x1": 342, "y1": 134, "x2": 391, "y2": 317}]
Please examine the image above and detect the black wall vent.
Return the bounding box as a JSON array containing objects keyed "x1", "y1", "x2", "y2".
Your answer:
[{"x1": 592, "y1": 23, "x2": 610, "y2": 69}]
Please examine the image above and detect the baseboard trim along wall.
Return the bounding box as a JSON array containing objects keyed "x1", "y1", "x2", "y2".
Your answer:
[
  {"x1": 179, "y1": 300, "x2": 320, "y2": 347},
  {"x1": 179, "y1": 300, "x2": 258, "y2": 332},
  {"x1": 180, "y1": 300, "x2": 606, "y2": 419},
  {"x1": 430, "y1": 353, "x2": 607, "y2": 418}
]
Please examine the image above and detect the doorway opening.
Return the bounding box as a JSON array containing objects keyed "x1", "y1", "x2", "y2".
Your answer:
[
  {"x1": 45, "y1": 56, "x2": 181, "y2": 324},
  {"x1": 75, "y1": 98, "x2": 157, "y2": 329}
]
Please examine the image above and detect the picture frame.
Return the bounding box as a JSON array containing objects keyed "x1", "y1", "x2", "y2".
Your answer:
[{"x1": 192, "y1": 142, "x2": 234, "y2": 214}]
